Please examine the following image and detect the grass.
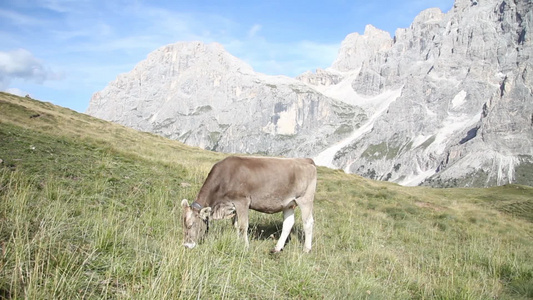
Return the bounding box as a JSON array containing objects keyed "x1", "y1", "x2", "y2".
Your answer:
[
  {"x1": 361, "y1": 142, "x2": 401, "y2": 160},
  {"x1": 1, "y1": 92, "x2": 533, "y2": 299}
]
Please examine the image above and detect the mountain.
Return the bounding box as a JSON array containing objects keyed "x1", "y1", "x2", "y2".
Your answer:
[
  {"x1": 87, "y1": 0, "x2": 533, "y2": 187},
  {"x1": 87, "y1": 42, "x2": 365, "y2": 157},
  {"x1": 305, "y1": 0, "x2": 533, "y2": 187}
]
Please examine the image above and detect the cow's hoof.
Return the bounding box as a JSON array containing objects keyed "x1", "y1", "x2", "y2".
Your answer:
[
  {"x1": 183, "y1": 242, "x2": 196, "y2": 249},
  {"x1": 270, "y1": 248, "x2": 282, "y2": 254}
]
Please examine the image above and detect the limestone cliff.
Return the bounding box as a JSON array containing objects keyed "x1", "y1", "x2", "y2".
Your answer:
[
  {"x1": 305, "y1": 0, "x2": 532, "y2": 186},
  {"x1": 87, "y1": 42, "x2": 365, "y2": 157},
  {"x1": 87, "y1": 0, "x2": 532, "y2": 187}
]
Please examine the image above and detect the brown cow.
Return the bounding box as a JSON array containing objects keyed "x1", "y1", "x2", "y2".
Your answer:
[{"x1": 181, "y1": 156, "x2": 317, "y2": 253}]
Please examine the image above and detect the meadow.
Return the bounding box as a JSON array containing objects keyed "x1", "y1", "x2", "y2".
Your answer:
[{"x1": 1, "y1": 92, "x2": 532, "y2": 299}]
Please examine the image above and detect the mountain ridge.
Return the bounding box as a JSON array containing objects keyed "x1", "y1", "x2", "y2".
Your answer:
[{"x1": 87, "y1": 0, "x2": 533, "y2": 187}]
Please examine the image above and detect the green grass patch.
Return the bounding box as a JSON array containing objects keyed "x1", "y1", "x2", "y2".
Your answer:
[
  {"x1": 361, "y1": 142, "x2": 401, "y2": 160},
  {"x1": 1, "y1": 92, "x2": 532, "y2": 299}
]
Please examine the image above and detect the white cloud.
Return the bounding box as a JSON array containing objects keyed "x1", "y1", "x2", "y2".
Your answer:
[
  {"x1": 0, "y1": 49, "x2": 62, "y2": 89},
  {"x1": 0, "y1": 8, "x2": 46, "y2": 27},
  {"x1": 248, "y1": 24, "x2": 262, "y2": 38},
  {"x1": 5, "y1": 87, "x2": 28, "y2": 97},
  {"x1": 37, "y1": 0, "x2": 95, "y2": 14}
]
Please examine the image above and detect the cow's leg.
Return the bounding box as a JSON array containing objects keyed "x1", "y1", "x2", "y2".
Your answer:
[
  {"x1": 273, "y1": 207, "x2": 295, "y2": 252},
  {"x1": 299, "y1": 202, "x2": 314, "y2": 253},
  {"x1": 298, "y1": 178, "x2": 316, "y2": 253},
  {"x1": 234, "y1": 201, "x2": 250, "y2": 247}
]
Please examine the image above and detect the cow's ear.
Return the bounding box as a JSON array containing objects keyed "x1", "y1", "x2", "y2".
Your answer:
[
  {"x1": 181, "y1": 199, "x2": 190, "y2": 209},
  {"x1": 199, "y1": 207, "x2": 212, "y2": 220}
]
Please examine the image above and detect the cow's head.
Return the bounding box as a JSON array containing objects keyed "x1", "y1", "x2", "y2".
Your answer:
[{"x1": 181, "y1": 199, "x2": 211, "y2": 249}]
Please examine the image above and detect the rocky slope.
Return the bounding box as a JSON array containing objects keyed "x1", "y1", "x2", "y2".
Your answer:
[
  {"x1": 87, "y1": 42, "x2": 365, "y2": 157},
  {"x1": 300, "y1": 0, "x2": 533, "y2": 187},
  {"x1": 87, "y1": 0, "x2": 532, "y2": 187}
]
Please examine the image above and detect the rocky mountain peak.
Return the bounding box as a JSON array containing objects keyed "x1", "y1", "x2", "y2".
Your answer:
[
  {"x1": 331, "y1": 25, "x2": 392, "y2": 72},
  {"x1": 452, "y1": 0, "x2": 481, "y2": 10},
  {"x1": 141, "y1": 41, "x2": 254, "y2": 76},
  {"x1": 411, "y1": 7, "x2": 445, "y2": 25},
  {"x1": 87, "y1": 0, "x2": 532, "y2": 188},
  {"x1": 87, "y1": 40, "x2": 365, "y2": 156}
]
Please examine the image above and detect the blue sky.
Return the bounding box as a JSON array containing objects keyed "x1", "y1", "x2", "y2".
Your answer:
[{"x1": 0, "y1": 0, "x2": 453, "y2": 112}]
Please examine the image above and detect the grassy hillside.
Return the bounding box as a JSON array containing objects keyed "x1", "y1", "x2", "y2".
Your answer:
[{"x1": 1, "y1": 92, "x2": 532, "y2": 299}]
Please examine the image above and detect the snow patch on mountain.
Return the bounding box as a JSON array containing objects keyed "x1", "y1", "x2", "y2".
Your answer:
[{"x1": 314, "y1": 88, "x2": 402, "y2": 168}]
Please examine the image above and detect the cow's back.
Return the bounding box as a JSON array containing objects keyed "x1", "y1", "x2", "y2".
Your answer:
[{"x1": 198, "y1": 156, "x2": 316, "y2": 213}]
